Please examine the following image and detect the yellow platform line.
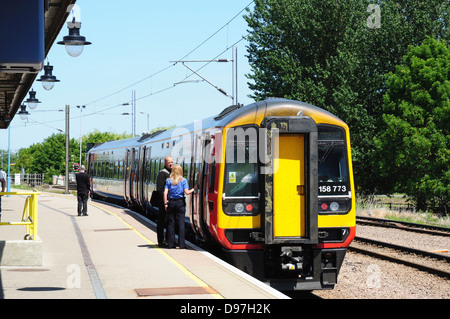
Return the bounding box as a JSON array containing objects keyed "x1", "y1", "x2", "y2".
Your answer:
[{"x1": 88, "y1": 201, "x2": 224, "y2": 299}]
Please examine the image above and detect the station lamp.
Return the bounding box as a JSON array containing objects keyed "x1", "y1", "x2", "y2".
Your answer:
[
  {"x1": 25, "y1": 89, "x2": 41, "y2": 110},
  {"x1": 57, "y1": 17, "x2": 92, "y2": 57},
  {"x1": 18, "y1": 104, "x2": 30, "y2": 121},
  {"x1": 37, "y1": 62, "x2": 60, "y2": 90}
]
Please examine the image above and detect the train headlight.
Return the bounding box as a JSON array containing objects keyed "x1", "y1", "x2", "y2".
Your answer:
[
  {"x1": 234, "y1": 203, "x2": 244, "y2": 213},
  {"x1": 224, "y1": 201, "x2": 258, "y2": 215},
  {"x1": 318, "y1": 199, "x2": 351, "y2": 214},
  {"x1": 330, "y1": 202, "x2": 339, "y2": 211}
]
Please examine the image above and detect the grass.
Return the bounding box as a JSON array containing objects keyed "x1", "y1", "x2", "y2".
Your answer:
[{"x1": 356, "y1": 194, "x2": 450, "y2": 228}]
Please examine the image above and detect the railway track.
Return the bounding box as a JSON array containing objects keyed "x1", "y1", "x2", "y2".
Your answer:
[
  {"x1": 356, "y1": 216, "x2": 450, "y2": 237},
  {"x1": 351, "y1": 216, "x2": 450, "y2": 279}
]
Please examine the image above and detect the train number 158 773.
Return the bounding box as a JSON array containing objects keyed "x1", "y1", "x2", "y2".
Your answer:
[{"x1": 319, "y1": 184, "x2": 347, "y2": 194}]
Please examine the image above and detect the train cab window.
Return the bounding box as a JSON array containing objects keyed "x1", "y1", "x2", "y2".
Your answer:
[
  {"x1": 223, "y1": 138, "x2": 259, "y2": 197},
  {"x1": 318, "y1": 125, "x2": 351, "y2": 214},
  {"x1": 318, "y1": 126, "x2": 349, "y2": 189}
]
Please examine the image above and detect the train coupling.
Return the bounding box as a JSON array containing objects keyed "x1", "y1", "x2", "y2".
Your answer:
[{"x1": 280, "y1": 246, "x2": 303, "y2": 271}]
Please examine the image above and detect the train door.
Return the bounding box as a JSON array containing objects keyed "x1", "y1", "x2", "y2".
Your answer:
[
  {"x1": 200, "y1": 132, "x2": 214, "y2": 239},
  {"x1": 190, "y1": 133, "x2": 208, "y2": 239},
  {"x1": 135, "y1": 147, "x2": 143, "y2": 209},
  {"x1": 273, "y1": 134, "x2": 306, "y2": 238},
  {"x1": 142, "y1": 146, "x2": 151, "y2": 207},
  {"x1": 262, "y1": 116, "x2": 318, "y2": 245},
  {"x1": 124, "y1": 149, "x2": 132, "y2": 205},
  {"x1": 130, "y1": 148, "x2": 137, "y2": 206},
  {"x1": 87, "y1": 153, "x2": 95, "y2": 194}
]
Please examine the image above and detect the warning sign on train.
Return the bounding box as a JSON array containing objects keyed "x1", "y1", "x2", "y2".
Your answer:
[{"x1": 229, "y1": 172, "x2": 236, "y2": 183}]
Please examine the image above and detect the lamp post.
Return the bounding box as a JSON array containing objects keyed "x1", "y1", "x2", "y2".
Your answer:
[
  {"x1": 16, "y1": 104, "x2": 31, "y2": 196},
  {"x1": 65, "y1": 105, "x2": 70, "y2": 194}
]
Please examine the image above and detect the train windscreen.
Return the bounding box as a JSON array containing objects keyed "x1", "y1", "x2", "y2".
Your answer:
[
  {"x1": 224, "y1": 140, "x2": 259, "y2": 197},
  {"x1": 318, "y1": 126, "x2": 349, "y2": 196}
]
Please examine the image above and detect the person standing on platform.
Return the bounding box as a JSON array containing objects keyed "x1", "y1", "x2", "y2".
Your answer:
[
  {"x1": 163, "y1": 164, "x2": 196, "y2": 249},
  {"x1": 76, "y1": 165, "x2": 90, "y2": 216},
  {"x1": 156, "y1": 156, "x2": 173, "y2": 247},
  {"x1": 0, "y1": 168, "x2": 6, "y2": 222}
]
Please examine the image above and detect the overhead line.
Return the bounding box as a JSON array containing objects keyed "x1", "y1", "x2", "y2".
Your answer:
[
  {"x1": 82, "y1": 1, "x2": 254, "y2": 108},
  {"x1": 13, "y1": 3, "x2": 254, "y2": 131}
]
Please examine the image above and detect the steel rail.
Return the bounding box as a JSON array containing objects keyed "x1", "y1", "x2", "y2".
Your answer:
[
  {"x1": 350, "y1": 236, "x2": 450, "y2": 279},
  {"x1": 356, "y1": 216, "x2": 450, "y2": 237}
]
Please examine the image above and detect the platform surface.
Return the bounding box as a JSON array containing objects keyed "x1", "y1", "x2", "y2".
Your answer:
[{"x1": 0, "y1": 190, "x2": 288, "y2": 299}]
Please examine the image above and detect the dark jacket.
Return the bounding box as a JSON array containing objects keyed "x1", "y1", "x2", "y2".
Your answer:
[
  {"x1": 156, "y1": 167, "x2": 170, "y2": 206},
  {"x1": 76, "y1": 171, "x2": 90, "y2": 194}
]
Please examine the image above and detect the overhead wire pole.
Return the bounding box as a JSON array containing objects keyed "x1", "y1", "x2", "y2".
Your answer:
[
  {"x1": 232, "y1": 46, "x2": 238, "y2": 105},
  {"x1": 176, "y1": 62, "x2": 233, "y2": 99},
  {"x1": 133, "y1": 90, "x2": 136, "y2": 137},
  {"x1": 171, "y1": 45, "x2": 238, "y2": 102},
  {"x1": 127, "y1": 90, "x2": 136, "y2": 137}
]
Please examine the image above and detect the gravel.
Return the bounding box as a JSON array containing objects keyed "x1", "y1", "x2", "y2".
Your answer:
[
  {"x1": 313, "y1": 225, "x2": 450, "y2": 299},
  {"x1": 314, "y1": 250, "x2": 450, "y2": 299},
  {"x1": 356, "y1": 224, "x2": 450, "y2": 254}
]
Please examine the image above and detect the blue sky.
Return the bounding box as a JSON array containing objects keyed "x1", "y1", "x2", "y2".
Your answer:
[{"x1": 2, "y1": 0, "x2": 255, "y2": 151}]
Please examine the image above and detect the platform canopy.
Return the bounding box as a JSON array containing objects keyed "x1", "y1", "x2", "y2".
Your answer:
[{"x1": 0, "y1": 0, "x2": 76, "y2": 129}]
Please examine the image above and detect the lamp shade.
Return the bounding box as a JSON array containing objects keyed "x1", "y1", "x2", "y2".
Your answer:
[
  {"x1": 37, "y1": 62, "x2": 60, "y2": 90},
  {"x1": 25, "y1": 89, "x2": 41, "y2": 109},
  {"x1": 18, "y1": 104, "x2": 30, "y2": 120},
  {"x1": 57, "y1": 20, "x2": 91, "y2": 57}
]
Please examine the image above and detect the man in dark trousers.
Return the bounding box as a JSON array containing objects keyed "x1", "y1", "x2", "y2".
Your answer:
[
  {"x1": 76, "y1": 165, "x2": 90, "y2": 216},
  {"x1": 0, "y1": 168, "x2": 6, "y2": 222},
  {"x1": 156, "y1": 156, "x2": 173, "y2": 247}
]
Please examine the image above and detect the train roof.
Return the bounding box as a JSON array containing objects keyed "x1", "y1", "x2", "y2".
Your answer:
[{"x1": 88, "y1": 98, "x2": 343, "y2": 153}]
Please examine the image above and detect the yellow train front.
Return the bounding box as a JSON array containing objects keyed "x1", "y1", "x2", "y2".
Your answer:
[{"x1": 209, "y1": 99, "x2": 356, "y2": 291}]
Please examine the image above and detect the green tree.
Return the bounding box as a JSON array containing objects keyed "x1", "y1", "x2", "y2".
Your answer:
[
  {"x1": 83, "y1": 130, "x2": 131, "y2": 146},
  {"x1": 374, "y1": 37, "x2": 449, "y2": 213},
  {"x1": 17, "y1": 133, "x2": 80, "y2": 182},
  {"x1": 244, "y1": 0, "x2": 449, "y2": 192},
  {"x1": 81, "y1": 130, "x2": 131, "y2": 165}
]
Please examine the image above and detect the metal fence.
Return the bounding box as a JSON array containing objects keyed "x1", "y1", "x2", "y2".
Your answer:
[{"x1": 14, "y1": 173, "x2": 45, "y2": 186}]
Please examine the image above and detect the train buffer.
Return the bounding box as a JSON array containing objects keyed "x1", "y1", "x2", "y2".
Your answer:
[{"x1": 0, "y1": 190, "x2": 288, "y2": 299}]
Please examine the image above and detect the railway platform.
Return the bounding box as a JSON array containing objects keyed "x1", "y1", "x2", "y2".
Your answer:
[{"x1": 0, "y1": 190, "x2": 288, "y2": 299}]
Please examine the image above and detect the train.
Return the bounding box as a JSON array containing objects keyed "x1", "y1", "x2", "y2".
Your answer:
[{"x1": 86, "y1": 98, "x2": 356, "y2": 291}]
